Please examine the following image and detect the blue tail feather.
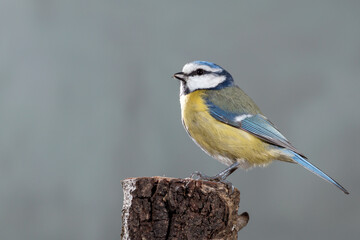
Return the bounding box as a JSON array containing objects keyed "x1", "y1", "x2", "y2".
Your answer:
[{"x1": 286, "y1": 150, "x2": 349, "y2": 194}]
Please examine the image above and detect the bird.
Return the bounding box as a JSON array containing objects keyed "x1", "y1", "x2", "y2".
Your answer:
[{"x1": 173, "y1": 60, "x2": 349, "y2": 194}]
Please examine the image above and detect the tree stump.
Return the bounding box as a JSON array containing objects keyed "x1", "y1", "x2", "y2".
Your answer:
[{"x1": 121, "y1": 176, "x2": 249, "y2": 240}]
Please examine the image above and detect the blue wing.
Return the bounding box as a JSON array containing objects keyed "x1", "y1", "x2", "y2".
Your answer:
[
  {"x1": 206, "y1": 99, "x2": 306, "y2": 158},
  {"x1": 206, "y1": 98, "x2": 349, "y2": 194}
]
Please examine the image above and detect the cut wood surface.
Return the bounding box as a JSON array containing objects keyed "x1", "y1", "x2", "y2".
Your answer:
[{"x1": 121, "y1": 176, "x2": 249, "y2": 240}]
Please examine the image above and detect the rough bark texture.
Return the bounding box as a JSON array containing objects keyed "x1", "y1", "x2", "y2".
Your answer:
[{"x1": 121, "y1": 176, "x2": 249, "y2": 240}]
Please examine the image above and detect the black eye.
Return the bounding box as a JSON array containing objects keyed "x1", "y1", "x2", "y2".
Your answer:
[{"x1": 196, "y1": 69, "x2": 204, "y2": 75}]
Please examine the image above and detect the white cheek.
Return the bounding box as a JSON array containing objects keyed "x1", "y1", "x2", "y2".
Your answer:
[{"x1": 187, "y1": 75, "x2": 226, "y2": 92}]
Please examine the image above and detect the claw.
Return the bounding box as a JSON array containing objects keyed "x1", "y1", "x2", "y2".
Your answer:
[
  {"x1": 187, "y1": 162, "x2": 241, "y2": 194},
  {"x1": 188, "y1": 170, "x2": 236, "y2": 194},
  {"x1": 189, "y1": 171, "x2": 213, "y2": 181}
]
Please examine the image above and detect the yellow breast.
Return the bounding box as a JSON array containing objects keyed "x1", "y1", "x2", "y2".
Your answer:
[{"x1": 180, "y1": 90, "x2": 275, "y2": 168}]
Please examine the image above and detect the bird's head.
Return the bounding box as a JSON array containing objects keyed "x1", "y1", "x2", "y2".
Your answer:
[{"x1": 173, "y1": 61, "x2": 234, "y2": 95}]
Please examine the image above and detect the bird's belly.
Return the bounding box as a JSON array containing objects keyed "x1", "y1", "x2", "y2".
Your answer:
[{"x1": 181, "y1": 92, "x2": 273, "y2": 168}]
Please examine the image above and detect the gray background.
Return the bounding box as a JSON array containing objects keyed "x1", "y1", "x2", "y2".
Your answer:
[{"x1": 1, "y1": 0, "x2": 359, "y2": 239}]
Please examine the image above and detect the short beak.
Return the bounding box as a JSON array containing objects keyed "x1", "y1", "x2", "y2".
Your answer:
[{"x1": 173, "y1": 72, "x2": 186, "y2": 81}]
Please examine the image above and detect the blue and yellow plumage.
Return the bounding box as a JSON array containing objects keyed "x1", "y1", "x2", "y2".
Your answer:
[{"x1": 174, "y1": 60, "x2": 349, "y2": 194}]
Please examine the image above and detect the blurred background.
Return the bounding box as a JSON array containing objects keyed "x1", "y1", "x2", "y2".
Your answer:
[{"x1": 1, "y1": 0, "x2": 359, "y2": 239}]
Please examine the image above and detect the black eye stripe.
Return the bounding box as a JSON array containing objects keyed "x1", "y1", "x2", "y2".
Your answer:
[
  {"x1": 188, "y1": 69, "x2": 211, "y2": 77},
  {"x1": 196, "y1": 69, "x2": 204, "y2": 75}
]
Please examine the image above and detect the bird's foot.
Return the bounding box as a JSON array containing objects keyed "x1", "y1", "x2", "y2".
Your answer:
[
  {"x1": 189, "y1": 171, "x2": 235, "y2": 193},
  {"x1": 188, "y1": 162, "x2": 241, "y2": 193},
  {"x1": 189, "y1": 171, "x2": 213, "y2": 181}
]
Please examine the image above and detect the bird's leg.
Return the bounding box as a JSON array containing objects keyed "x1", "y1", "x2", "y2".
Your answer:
[
  {"x1": 189, "y1": 162, "x2": 240, "y2": 191},
  {"x1": 212, "y1": 162, "x2": 240, "y2": 181}
]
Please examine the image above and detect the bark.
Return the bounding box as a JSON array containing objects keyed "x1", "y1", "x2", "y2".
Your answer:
[{"x1": 121, "y1": 176, "x2": 249, "y2": 240}]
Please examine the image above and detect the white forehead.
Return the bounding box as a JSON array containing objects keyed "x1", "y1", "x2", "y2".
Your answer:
[{"x1": 182, "y1": 62, "x2": 223, "y2": 74}]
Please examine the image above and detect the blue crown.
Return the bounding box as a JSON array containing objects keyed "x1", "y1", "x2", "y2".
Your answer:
[{"x1": 193, "y1": 61, "x2": 222, "y2": 70}]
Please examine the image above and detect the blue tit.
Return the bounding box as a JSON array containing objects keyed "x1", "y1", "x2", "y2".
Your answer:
[{"x1": 173, "y1": 60, "x2": 349, "y2": 194}]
